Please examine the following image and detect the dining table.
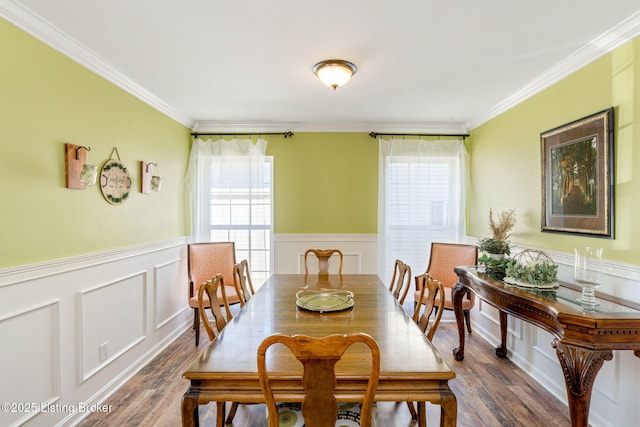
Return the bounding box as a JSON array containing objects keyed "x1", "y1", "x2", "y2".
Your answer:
[{"x1": 181, "y1": 273, "x2": 457, "y2": 427}]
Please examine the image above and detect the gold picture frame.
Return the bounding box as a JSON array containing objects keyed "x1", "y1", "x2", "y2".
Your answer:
[{"x1": 540, "y1": 108, "x2": 614, "y2": 238}]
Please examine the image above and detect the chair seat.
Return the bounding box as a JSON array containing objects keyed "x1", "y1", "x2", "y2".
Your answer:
[
  {"x1": 189, "y1": 285, "x2": 240, "y2": 308},
  {"x1": 274, "y1": 402, "x2": 378, "y2": 426},
  {"x1": 413, "y1": 288, "x2": 474, "y2": 311}
]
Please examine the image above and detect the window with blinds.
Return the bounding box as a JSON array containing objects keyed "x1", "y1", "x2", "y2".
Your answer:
[{"x1": 209, "y1": 157, "x2": 273, "y2": 286}]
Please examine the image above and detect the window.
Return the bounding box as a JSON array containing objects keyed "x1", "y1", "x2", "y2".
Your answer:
[
  {"x1": 378, "y1": 139, "x2": 467, "y2": 283},
  {"x1": 187, "y1": 137, "x2": 272, "y2": 287},
  {"x1": 209, "y1": 157, "x2": 273, "y2": 286}
]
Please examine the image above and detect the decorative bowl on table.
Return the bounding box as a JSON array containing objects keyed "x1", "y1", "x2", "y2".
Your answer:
[
  {"x1": 295, "y1": 289, "x2": 354, "y2": 313},
  {"x1": 503, "y1": 249, "x2": 559, "y2": 290}
]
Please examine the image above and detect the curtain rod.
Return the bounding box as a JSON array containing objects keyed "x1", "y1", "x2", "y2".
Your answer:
[
  {"x1": 368, "y1": 132, "x2": 469, "y2": 139},
  {"x1": 191, "y1": 131, "x2": 294, "y2": 138}
]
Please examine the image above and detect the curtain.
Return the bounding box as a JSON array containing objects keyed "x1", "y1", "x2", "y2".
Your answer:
[
  {"x1": 186, "y1": 137, "x2": 268, "y2": 243},
  {"x1": 377, "y1": 138, "x2": 468, "y2": 283}
]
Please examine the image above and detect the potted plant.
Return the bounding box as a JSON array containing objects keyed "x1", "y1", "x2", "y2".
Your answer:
[{"x1": 478, "y1": 237, "x2": 511, "y2": 256}]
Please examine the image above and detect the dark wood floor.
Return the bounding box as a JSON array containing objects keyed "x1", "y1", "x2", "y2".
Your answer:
[{"x1": 78, "y1": 319, "x2": 572, "y2": 427}]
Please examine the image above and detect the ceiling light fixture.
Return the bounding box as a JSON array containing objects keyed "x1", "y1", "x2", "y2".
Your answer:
[{"x1": 312, "y1": 59, "x2": 357, "y2": 90}]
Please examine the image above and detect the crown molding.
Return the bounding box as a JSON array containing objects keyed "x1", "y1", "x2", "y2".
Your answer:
[
  {"x1": 192, "y1": 120, "x2": 469, "y2": 134},
  {"x1": 0, "y1": 0, "x2": 194, "y2": 128},
  {"x1": 466, "y1": 10, "x2": 640, "y2": 131}
]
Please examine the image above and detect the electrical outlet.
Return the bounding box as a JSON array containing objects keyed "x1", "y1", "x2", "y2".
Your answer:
[{"x1": 99, "y1": 342, "x2": 109, "y2": 363}]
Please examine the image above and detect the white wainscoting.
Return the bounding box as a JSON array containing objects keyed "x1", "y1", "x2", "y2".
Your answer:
[
  {"x1": 0, "y1": 238, "x2": 190, "y2": 427},
  {"x1": 274, "y1": 234, "x2": 378, "y2": 274},
  {"x1": 467, "y1": 243, "x2": 640, "y2": 427}
]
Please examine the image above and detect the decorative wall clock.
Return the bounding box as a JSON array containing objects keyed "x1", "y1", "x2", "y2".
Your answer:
[{"x1": 100, "y1": 148, "x2": 131, "y2": 205}]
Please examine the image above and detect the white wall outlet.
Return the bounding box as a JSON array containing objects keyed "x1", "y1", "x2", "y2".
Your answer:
[{"x1": 99, "y1": 341, "x2": 109, "y2": 363}]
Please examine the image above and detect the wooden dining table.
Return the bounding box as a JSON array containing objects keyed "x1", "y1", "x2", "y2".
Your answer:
[{"x1": 181, "y1": 273, "x2": 457, "y2": 427}]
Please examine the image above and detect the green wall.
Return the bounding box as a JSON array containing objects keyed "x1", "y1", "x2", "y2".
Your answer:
[
  {"x1": 267, "y1": 132, "x2": 378, "y2": 234},
  {"x1": 0, "y1": 19, "x2": 191, "y2": 268},
  {"x1": 468, "y1": 37, "x2": 640, "y2": 264}
]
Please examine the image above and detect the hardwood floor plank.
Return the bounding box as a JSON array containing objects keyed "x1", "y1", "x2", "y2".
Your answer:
[{"x1": 78, "y1": 320, "x2": 571, "y2": 426}]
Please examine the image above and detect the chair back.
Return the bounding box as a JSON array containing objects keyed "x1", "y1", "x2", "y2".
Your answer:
[
  {"x1": 233, "y1": 259, "x2": 255, "y2": 306},
  {"x1": 304, "y1": 249, "x2": 343, "y2": 275},
  {"x1": 389, "y1": 259, "x2": 412, "y2": 305},
  {"x1": 258, "y1": 333, "x2": 380, "y2": 427},
  {"x1": 413, "y1": 273, "x2": 445, "y2": 341},
  {"x1": 197, "y1": 274, "x2": 231, "y2": 341},
  {"x1": 188, "y1": 242, "x2": 237, "y2": 300},
  {"x1": 427, "y1": 242, "x2": 478, "y2": 289}
]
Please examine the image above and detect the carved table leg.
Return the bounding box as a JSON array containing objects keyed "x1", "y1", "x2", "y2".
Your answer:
[
  {"x1": 452, "y1": 281, "x2": 467, "y2": 361},
  {"x1": 552, "y1": 340, "x2": 613, "y2": 427},
  {"x1": 495, "y1": 310, "x2": 508, "y2": 358},
  {"x1": 439, "y1": 389, "x2": 458, "y2": 427},
  {"x1": 181, "y1": 387, "x2": 199, "y2": 427}
]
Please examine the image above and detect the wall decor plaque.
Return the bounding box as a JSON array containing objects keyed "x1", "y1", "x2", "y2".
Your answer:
[{"x1": 100, "y1": 148, "x2": 131, "y2": 205}]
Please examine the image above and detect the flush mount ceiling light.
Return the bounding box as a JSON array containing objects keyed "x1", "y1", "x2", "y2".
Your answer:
[{"x1": 312, "y1": 59, "x2": 357, "y2": 90}]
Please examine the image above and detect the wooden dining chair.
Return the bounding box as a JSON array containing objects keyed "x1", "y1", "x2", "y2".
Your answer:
[
  {"x1": 413, "y1": 242, "x2": 478, "y2": 334},
  {"x1": 258, "y1": 333, "x2": 380, "y2": 427},
  {"x1": 232, "y1": 259, "x2": 255, "y2": 306},
  {"x1": 223, "y1": 259, "x2": 256, "y2": 424},
  {"x1": 406, "y1": 273, "x2": 446, "y2": 420},
  {"x1": 197, "y1": 274, "x2": 235, "y2": 426},
  {"x1": 304, "y1": 249, "x2": 343, "y2": 275},
  {"x1": 188, "y1": 242, "x2": 238, "y2": 346},
  {"x1": 388, "y1": 259, "x2": 412, "y2": 305},
  {"x1": 197, "y1": 274, "x2": 231, "y2": 343}
]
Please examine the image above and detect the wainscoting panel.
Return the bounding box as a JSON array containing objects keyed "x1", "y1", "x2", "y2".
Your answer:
[
  {"x1": 0, "y1": 300, "x2": 61, "y2": 427},
  {"x1": 79, "y1": 272, "x2": 147, "y2": 381},
  {"x1": 154, "y1": 258, "x2": 186, "y2": 330},
  {"x1": 274, "y1": 234, "x2": 377, "y2": 274}
]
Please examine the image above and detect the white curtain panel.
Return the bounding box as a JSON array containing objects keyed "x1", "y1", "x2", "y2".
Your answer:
[
  {"x1": 186, "y1": 137, "x2": 268, "y2": 242},
  {"x1": 377, "y1": 138, "x2": 468, "y2": 283}
]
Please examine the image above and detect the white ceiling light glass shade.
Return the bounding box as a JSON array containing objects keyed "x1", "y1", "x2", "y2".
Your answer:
[{"x1": 312, "y1": 59, "x2": 357, "y2": 90}]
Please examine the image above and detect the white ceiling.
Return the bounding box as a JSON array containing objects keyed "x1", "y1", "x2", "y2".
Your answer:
[{"x1": 3, "y1": 0, "x2": 640, "y2": 133}]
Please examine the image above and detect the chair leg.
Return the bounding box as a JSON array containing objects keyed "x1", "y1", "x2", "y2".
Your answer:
[
  {"x1": 225, "y1": 402, "x2": 239, "y2": 424},
  {"x1": 216, "y1": 402, "x2": 225, "y2": 427},
  {"x1": 194, "y1": 308, "x2": 201, "y2": 346},
  {"x1": 464, "y1": 309, "x2": 472, "y2": 334},
  {"x1": 406, "y1": 401, "x2": 418, "y2": 420}
]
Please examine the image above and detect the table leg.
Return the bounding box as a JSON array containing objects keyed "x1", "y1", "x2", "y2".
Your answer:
[
  {"x1": 181, "y1": 388, "x2": 199, "y2": 427},
  {"x1": 495, "y1": 310, "x2": 508, "y2": 358},
  {"x1": 440, "y1": 389, "x2": 458, "y2": 427},
  {"x1": 552, "y1": 340, "x2": 613, "y2": 427},
  {"x1": 452, "y1": 281, "x2": 467, "y2": 361}
]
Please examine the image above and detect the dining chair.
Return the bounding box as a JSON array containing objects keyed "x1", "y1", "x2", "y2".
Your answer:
[
  {"x1": 197, "y1": 274, "x2": 235, "y2": 426},
  {"x1": 304, "y1": 249, "x2": 343, "y2": 275},
  {"x1": 414, "y1": 242, "x2": 478, "y2": 334},
  {"x1": 388, "y1": 259, "x2": 412, "y2": 305},
  {"x1": 188, "y1": 242, "x2": 238, "y2": 346},
  {"x1": 223, "y1": 259, "x2": 256, "y2": 424},
  {"x1": 406, "y1": 272, "x2": 446, "y2": 420},
  {"x1": 258, "y1": 332, "x2": 380, "y2": 427},
  {"x1": 232, "y1": 259, "x2": 255, "y2": 306}
]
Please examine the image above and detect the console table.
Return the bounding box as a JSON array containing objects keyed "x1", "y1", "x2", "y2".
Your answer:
[{"x1": 451, "y1": 266, "x2": 640, "y2": 427}]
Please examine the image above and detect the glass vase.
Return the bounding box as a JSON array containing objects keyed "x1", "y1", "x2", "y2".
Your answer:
[{"x1": 574, "y1": 247, "x2": 603, "y2": 311}]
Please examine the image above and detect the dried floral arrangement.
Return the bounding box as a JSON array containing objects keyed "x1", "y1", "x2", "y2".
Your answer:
[
  {"x1": 488, "y1": 208, "x2": 516, "y2": 241},
  {"x1": 478, "y1": 209, "x2": 516, "y2": 255}
]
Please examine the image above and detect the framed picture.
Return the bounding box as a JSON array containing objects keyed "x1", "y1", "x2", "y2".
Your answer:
[{"x1": 540, "y1": 108, "x2": 614, "y2": 238}]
